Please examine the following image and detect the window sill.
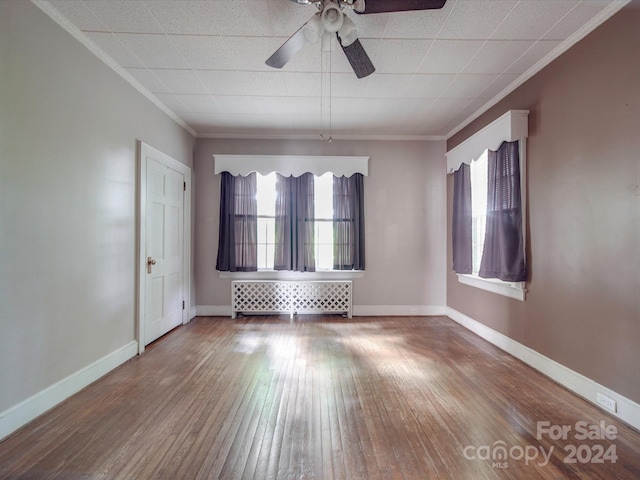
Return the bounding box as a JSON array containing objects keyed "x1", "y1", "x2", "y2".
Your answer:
[
  {"x1": 457, "y1": 274, "x2": 526, "y2": 301},
  {"x1": 220, "y1": 270, "x2": 364, "y2": 280}
]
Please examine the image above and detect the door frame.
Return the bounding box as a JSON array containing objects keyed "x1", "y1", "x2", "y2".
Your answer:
[{"x1": 136, "y1": 141, "x2": 192, "y2": 354}]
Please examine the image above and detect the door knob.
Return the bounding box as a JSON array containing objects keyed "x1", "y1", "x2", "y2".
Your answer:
[{"x1": 147, "y1": 256, "x2": 157, "y2": 274}]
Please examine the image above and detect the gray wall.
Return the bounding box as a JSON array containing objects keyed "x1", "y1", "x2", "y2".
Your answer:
[
  {"x1": 0, "y1": 1, "x2": 195, "y2": 413},
  {"x1": 446, "y1": 4, "x2": 640, "y2": 403},
  {"x1": 195, "y1": 138, "x2": 447, "y2": 313}
]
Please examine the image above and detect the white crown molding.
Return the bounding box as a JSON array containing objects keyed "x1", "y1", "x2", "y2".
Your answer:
[
  {"x1": 446, "y1": 307, "x2": 640, "y2": 431},
  {"x1": 31, "y1": 0, "x2": 197, "y2": 138},
  {"x1": 197, "y1": 132, "x2": 447, "y2": 142},
  {"x1": 445, "y1": 0, "x2": 631, "y2": 140},
  {"x1": 0, "y1": 341, "x2": 138, "y2": 442}
]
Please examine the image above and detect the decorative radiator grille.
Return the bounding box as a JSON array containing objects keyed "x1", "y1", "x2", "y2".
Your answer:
[{"x1": 232, "y1": 280, "x2": 352, "y2": 319}]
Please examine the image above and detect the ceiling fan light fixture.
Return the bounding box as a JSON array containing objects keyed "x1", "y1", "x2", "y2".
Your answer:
[
  {"x1": 353, "y1": 0, "x2": 366, "y2": 12},
  {"x1": 321, "y1": 2, "x2": 344, "y2": 33},
  {"x1": 303, "y1": 14, "x2": 324, "y2": 43},
  {"x1": 337, "y1": 15, "x2": 358, "y2": 46}
]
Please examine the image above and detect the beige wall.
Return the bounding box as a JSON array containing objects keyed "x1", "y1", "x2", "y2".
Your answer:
[
  {"x1": 0, "y1": 1, "x2": 195, "y2": 413},
  {"x1": 195, "y1": 138, "x2": 447, "y2": 312},
  {"x1": 446, "y1": 4, "x2": 640, "y2": 402}
]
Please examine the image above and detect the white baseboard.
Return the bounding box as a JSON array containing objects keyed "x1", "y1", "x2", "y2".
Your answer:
[
  {"x1": 446, "y1": 307, "x2": 640, "y2": 431},
  {"x1": 196, "y1": 305, "x2": 232, "y2": 317},
  {"x1": 0, "y1": 341, "x2": 138, "y2": 442},
  {"x1": 195, "y1": 305, "x2": 446, "y2": 318},
  {"x1": 189, "y1": 306, "x2": 198, "y2": 320},
  {"x1": 353, "y1": 305, "x2": 447, "y2": 316}
]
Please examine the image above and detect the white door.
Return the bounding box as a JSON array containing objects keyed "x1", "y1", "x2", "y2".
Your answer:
[{"x1": 144, "y1": 157, "x2": 185, "y2": 345}]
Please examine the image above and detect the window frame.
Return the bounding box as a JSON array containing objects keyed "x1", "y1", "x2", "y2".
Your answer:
[{"x1": 456, "y1": 138, "x2": 527, "y2": 301}]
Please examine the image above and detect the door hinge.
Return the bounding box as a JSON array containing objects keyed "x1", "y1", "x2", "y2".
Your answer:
[
  {"x1": 182, "y1": 300, "x2": 185, "y2": 310},
  {"x1": 183, "y1": 181, "x2": 186, "y2": 192}
]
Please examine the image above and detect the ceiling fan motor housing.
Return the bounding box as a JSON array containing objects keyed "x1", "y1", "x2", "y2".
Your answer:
[{"x1": 321, "y1": 1, "x2": 344, "y2": 32}]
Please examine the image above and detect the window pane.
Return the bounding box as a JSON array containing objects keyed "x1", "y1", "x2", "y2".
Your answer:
[
  {"x1": 314, "y1": 173, "x2": 333, "y2": 220},
  {"x1": 257, "y1": 173, "x2": 276, "y2": 269},
  {"x1": 256, "y1": 172, "x2": 276, "y2": 216},
  {"x1": 470, "y1": 150, "x2": 488, "y2": 273}
]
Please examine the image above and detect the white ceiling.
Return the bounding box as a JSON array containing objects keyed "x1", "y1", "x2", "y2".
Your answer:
[{"x1": 40, "y1": 0, "x2": 627, "y2": 140}]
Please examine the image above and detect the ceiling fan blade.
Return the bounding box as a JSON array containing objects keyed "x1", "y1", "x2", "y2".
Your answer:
[
  {"x1": 356, "y1": 0, "x2": 446, "y2": 14},
  {"x1": 266, "y1": 24, "x2": 309, "y2": 69},
  {"x1": 338, "y1": 34, "x2": 375, "y2": 79}
]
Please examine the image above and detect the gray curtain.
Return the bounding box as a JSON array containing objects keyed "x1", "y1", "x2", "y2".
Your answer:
[
  {"x1": 215, "y1": 172, "x2": 258, "y2": 272},
  {"x1": 274, "y1": 173, "x2": 315, "y2": 272},
  {"x1": 452, "y1": 163, "x2": 472, "y2": 274},
  {"x1": 479, "y1": 141, "x2": 526, "y2": 282},
  {"x1": 333, "y1": 174, "x2": 365, "y2": 270}
]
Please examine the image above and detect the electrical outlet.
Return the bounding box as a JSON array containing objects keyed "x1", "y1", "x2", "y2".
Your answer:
[
  {"x1": 596, "y1": 392, "x2": 617, "y2": 413},
  {"x1": 410, "y1": 308, "x2": 419, "y2": 314}
]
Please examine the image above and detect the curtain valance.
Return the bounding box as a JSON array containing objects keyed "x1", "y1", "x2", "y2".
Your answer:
[
  {"x1": 446, "y1": 110, "x2": 529, "y2": 173},
  {"x1": 214, "y1": 155, "x2": 369, "y2": 178}
]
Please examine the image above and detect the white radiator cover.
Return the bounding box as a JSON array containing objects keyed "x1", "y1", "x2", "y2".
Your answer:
[{"x1": 232, "y1": 280, "x2": 352, "y2": 319}]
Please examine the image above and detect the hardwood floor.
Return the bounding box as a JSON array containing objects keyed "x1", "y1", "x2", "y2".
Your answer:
[{"x1": 1, "y1": 315, "x2": 639, "y2": 479}]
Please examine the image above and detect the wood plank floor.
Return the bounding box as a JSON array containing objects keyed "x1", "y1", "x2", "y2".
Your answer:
[{"x1": 1, "y1": 315, "x2": 639, "y2": 479}]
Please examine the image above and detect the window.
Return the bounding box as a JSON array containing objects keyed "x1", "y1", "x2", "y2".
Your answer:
[
  {"x1": 255, "y1": 172, "x2": 336, "y2": 271},
  {"x1": 454, "y1": 143, "x2": 527, "y2": 300},
  {"x1": 216, "y1": 168, "x2": 365, "y2": 274},
  {"x1": 448, "y1": 111, "x2": 529, "y2": 300}
]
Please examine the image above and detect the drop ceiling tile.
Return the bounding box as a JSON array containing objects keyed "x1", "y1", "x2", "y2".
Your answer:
[
  {"x1": 284, "y1": 72, "x2": 321, "y2": 97},
  {"x1": 331, "y1": 73, "x2": 371, "y2": 99},
  {"x1": 172, "y1": 94, "x2": 219, "y2": 113},
  {"x1": 124, "y1": 67, "x2": 170, "y2": 93},
  {"x1": 462, "y1": 40, "x2": 534, "y2": 74},
  {"x1": 146, "y1": 1, "x2": 273, "y2": 36},
  {"x1": 476, "y1": 73, "x2": 520, "y2": 100},
  {"x1": 85, "y1": 32, "x2": 144, "y2": 68},
  {"x1": 381, "y1": 4, "x2": 452, "y2": 39},
  {"x1": 82, "y1": 0, "x2": 163, "y2": 33},
  {"x1": 438, "y1": 0, "x2": 517, "y2": 40},
  {"x1": 404, "y1": 74, "x2": 455, "y2": 99},
  {"x1": 49, "y1": 0, "x2": 106, "y2": 31},
  {"x1": 543, "y1": 1, "x2": 610, "y2": 40},
  {"x1": 212, "y1": 96, "x2": 261, "y2": 115},
  {"x1": 114, "y1": 33, "x2": 190, "y2": 69},
  {"x1": 374, "y1": 39, "x2": 433, "y2": 74},
  {"x1": 441, "y1": 73, "x2": 499, "y2": 99},
  {"x1": 287, "y1": 97, "x2": 322, "y2": 116},
  {"x1": 225, "y1": 37, "x2": 285, "y2": 72},
  {"x1": 170, "y1": 35, "x2": 237, "y2": 70},
  {"x1": 196, "y1": 70, "x2": 287, "y2": 96},
  {"x1": 416, "y1": 39, "x2": 485, "y2": 74},
  {"x1": 504, "y1": 40, "x2": 561, "y2": 75},
  {"x1": 249, "y1": 96, "x2": 291, "y2": 116},
  {"x1": 348, "y1": 11, "x2": 389, "y2": 39},
  {"x1": 490, "y1": 0, "x2": 579, "y2": 40},
  {"x1": 330, "y1": 98, "x2": 398, "y2": 117},
  {"x1": 364, "y1": 74, "x2": 413, "y2": 99},
  {"x1": 153, "y1": 93, "x2": 193, "y2": 115},
  {"x1": 150, "y1": 69, "x2": 210, "y2": 95},
  {"x1": 391, "y1": 98, "x2": 434, "y2": 118},
  {"x1": 443, "y1": 96, "x2": 490, "y2": 132}
]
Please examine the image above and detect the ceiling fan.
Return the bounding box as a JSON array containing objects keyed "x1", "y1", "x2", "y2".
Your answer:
[{"x1": 266, "y1": 0, "x2": 447, "y2": 78}]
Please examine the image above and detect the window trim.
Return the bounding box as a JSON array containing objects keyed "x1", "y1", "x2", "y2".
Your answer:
[
  {"x1": 214, "y1": 154, "x2": 369, "y2": 177},
  {"x1": 220, "y1": 270, "x2": 364, "y2": 280},
  {"x1": 447, "y1": 110, "x2": 529, "y2": 300},
  {"x1": 457, "y1": 274, "x2": 526, "y2": 301}
]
